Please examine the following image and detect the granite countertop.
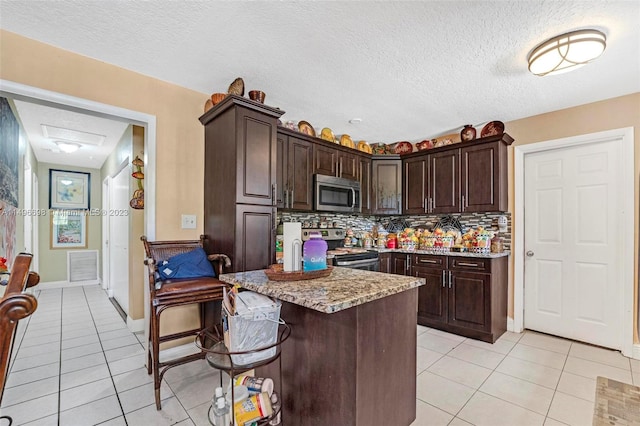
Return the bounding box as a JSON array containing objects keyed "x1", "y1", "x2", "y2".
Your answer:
[
  {"x1": 219, "y1": 267, "x2": 425, "y2": 314},
  {"x1": 371, "y1": 248, "x2": 510, "y2": 258}
]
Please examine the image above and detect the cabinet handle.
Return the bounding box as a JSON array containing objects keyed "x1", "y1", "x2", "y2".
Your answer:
[
  {"x1": 272, "y1": 184, "x2": 277, "y2": 207},
  {"x1": 423, "y1": 198, "x2": 427, "y2": 213},
  {"x1": 406, "y1": 255, "x2": 410, "y2": 273},
  {"x1": 461, "y1": 194, "x2": 465, "y2": 212},
  {"x1": 419, "y1": 259, "x2": 438, "y2": 264},
  {"x1": 457, "y1": 262, "x2": 479, "y2": 267},
  {"x1": 284, "y1": 188, "x2": 289, "y2": 208},
  {"x1": 448, "y1": 270, "x2": 452, "y2": 289},
  {"x1": 290, "y1": 190, "x2": 294, "y2": 208},
  {"x1": 397, "y1": 200, "x2": 401, "y2": 213},
  {"x1": 429, "y1": 197, "x2": 433, "y2": 213},
  {"x1": 442, "y1": 270, "x2": 446, "y2": 287}
]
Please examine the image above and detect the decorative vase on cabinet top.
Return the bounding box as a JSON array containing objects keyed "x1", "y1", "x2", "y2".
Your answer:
[{"x1": 460, "y1": 124, "x2": 477, "y2": 141}]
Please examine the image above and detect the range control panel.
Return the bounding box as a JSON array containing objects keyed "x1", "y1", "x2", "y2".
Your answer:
[{"x1": 301, "y1": 228, "x2": 345, "y2": 241}]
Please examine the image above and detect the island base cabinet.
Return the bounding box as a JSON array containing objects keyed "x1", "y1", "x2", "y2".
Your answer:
[{"x1": 256, "y1": 288, "x2": 418, "y2": 426}]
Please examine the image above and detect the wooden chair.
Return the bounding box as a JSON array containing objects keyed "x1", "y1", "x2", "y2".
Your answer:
[
  {"x1": 0, "y1": 253, "x2": 40, "y2": 425},
  {"x1": 141, "y1": 235, "x2": 231, "y2": 410}
]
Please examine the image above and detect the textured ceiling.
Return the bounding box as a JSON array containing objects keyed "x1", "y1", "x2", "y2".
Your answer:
[{"x1": 1, "y1": 1, "x2": 639, "y2": 145}]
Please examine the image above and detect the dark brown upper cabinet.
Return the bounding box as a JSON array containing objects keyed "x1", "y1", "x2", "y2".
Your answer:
[
  {"x1": 313, "y1": 144, "x2": 359, "y2": 181},
  {"x1": 200, "y1": 95, "x2": 283, "y2": 272},
  {"x1": 372, "y1": 157, "x2": 402, "y2": 215},
  {"x1": 358, "y1": 156, "x2": 372, "y2": 215},
  {"x1": 403, "y1": 133, "x2": 513, "y2": 214},
  {"x1": 461, "y1": 140, "x2": 510, "y2": 212},
  {"x1": 277, "y1": 133, "x2": 313, "y2": 211}
]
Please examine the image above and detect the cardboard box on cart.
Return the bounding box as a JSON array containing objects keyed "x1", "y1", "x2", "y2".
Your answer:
[{"x1": 222, "y1": 290, "x2": 282, "y2": 365}]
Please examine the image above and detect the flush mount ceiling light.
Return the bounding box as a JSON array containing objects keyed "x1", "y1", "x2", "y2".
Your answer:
[
  {"x1": 55, "y1": 141, "x2": 81, "y2": 153},
  {"x1": 528, "y1": 29, "x2": 606, "y2": 76}
]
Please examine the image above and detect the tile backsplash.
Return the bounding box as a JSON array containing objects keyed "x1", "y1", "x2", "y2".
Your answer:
[{"x1": 278, "y1": 211, "x2": 512, "y2": 251}]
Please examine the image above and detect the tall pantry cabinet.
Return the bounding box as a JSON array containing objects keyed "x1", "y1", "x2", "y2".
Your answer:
[{"x1": 199, "y1": 95, "x2": 284, "y2": 272}]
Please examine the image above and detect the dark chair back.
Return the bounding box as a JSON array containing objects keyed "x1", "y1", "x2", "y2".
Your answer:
[{"x1": 0, "y1": 253, "x2": 39, "y2": 405}]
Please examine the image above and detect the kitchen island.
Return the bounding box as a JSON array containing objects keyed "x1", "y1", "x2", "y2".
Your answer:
[{"x1": 219, "y1": 267, "x2": 425, "y2": 426}]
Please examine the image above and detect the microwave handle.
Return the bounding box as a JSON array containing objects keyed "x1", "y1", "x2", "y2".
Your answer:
[{"x1": 350, "y1": 187, "x2": 356, "y2": 209}]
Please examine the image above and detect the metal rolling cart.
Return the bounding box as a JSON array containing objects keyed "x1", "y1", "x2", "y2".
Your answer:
[{"x1": 196, "y1": 324, "x2": 291, "y2": 425}]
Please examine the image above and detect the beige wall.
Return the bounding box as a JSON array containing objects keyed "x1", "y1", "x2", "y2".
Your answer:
[
  {"x1": 0, "y1": 30, "x2": 206, "y2": 241},
  {"x1": 505, "y1": 92, "x2": 640, "y2": 341},
  {"x1": 0, "y1": 31, "x2": 202, "y2": 333},
  {"x1": 37, "y1": 163, "x2": 102, "y2": 283}
]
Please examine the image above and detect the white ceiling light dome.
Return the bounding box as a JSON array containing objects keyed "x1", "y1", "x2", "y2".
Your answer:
[
  {"x1": 528, "y1": 29, "x2": 606, "y2": 76},
  {"x1": 55, "y1": 141, "x2": 82, "y2": 153}
]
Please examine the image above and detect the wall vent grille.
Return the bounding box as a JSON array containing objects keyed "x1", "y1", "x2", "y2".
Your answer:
[{"x1": 67, "y1": 250, "x2": 99, "y2": 284}]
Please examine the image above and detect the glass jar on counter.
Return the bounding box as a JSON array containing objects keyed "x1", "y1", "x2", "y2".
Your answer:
[
  {"x1": 491, "y1": 235, "x2": 504, "y2": 253},
  {"x1": 377, "y1": 230, "x2": 388, "y2": 248}
]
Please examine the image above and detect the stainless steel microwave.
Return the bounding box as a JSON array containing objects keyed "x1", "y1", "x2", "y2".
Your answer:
[{"x1": 314, "y1": 175, "x2": 361, "y2": 213}]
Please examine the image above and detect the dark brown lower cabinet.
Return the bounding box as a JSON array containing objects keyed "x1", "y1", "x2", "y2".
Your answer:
[
  {"x1": 413, "y1": 254, "x2": 507, "y2": 343},
  {"x1": 393, "y1": 253, "x2": 410, "y2": 275},
  {"x1": 378, "y1": 252, "x2": 410, "y2": 275},
  {"x1": 378, "y1": 253, "x2": 392, "y2": 273}
]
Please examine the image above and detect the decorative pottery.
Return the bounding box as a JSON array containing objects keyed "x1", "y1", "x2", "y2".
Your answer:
[
  {"x1": 320, "y1": 128, "x2": 335, "y2": 143},
  {"x1": 372, "y1": 143, "x2": 387, "y2": 154},
  {"x1": 340, "y1": 134, "x2": 354, "y2": 148},
  {"x1": 357, "y1": 141, "x2": 372, "y2": 153},
  {"x1": 460, "y1": 124, "x2": 477, "y2": 141},
  {"x1": 204, "y1": 99, "x2": 214, "y2": 113},
  {"x1": 228, "y1": 77, "x2": 245, "y2": 96},
  {"x1": 416, "y1": 139, "x2": 434, "y2": 151},
  {"x1": 298, "y1": 120, "x2": 316, "y2": 137},
  {"x1": 480, "y1": 120, "x2": 505, "y2": 137},
  {"x1": 248, "y1": 90, "x2": 266, "y2": 103},
  {"x1": 211, "y1": 93, "x2": 226, "y2": 105},
  {"x1": 394, "y1": 141, "x2": 413, "y2": 154}
]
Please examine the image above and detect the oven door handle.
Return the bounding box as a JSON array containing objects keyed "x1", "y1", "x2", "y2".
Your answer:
[{"x1": 335, "y1": 258, "x2": 379, "y2": 267}]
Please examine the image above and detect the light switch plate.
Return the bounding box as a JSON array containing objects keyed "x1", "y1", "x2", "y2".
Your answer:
[{"x1": 181, "y1": 214, "x2": 196, "y2": 229}]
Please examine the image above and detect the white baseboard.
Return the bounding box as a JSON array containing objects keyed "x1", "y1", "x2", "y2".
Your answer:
[
  {"x1": 127, "y1": 317, "x2": 145, "y2": 333},
  {"x1": 37, "y1": 280, "x2": 102, "y2": 289},
  {"x1": 37, "y1": 280, "x2": 70, "y2": 289}
]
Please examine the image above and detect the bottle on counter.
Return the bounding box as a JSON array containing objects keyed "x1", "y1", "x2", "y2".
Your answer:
[
  {"x1": 303, "y1": 232, "x2": 328, "y2": 271},
  {"x1": 275, "y1": 220, "x2": 284, "y2": 264}
]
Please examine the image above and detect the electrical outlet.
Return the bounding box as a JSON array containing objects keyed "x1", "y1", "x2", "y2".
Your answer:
[{"x1": 181, "y1": 214, "x2": 196, "y2": 229}]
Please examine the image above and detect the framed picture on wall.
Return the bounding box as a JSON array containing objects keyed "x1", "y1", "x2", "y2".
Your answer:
[
  {"x1": 49, "y1": 169, "x2": 91, "y2": 210},
  {"x1": 50, "y1": 211, "x2": 87, "y2": 249}
]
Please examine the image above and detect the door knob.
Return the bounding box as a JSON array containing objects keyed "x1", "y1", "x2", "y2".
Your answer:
[{"x1": 526, "y1": 251, "x2": 534, "y2": 257}]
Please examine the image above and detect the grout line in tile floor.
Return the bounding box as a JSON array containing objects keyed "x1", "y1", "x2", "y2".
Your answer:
[
  {"x1": 2, "y1": 287, "x2": 634, "y2": 426},
  {"x1": 415, "y1": 325, "x2": 633, "y2": 426}
]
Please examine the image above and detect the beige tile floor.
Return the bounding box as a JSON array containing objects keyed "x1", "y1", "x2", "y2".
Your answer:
[{"x1": 0, "y1": 285, "x2": 636, "y2": 425}]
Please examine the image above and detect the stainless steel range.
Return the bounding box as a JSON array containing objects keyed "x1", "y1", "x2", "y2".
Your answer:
[{"x1": 301, "y1": 228, "x2": 380, "y2": 272}]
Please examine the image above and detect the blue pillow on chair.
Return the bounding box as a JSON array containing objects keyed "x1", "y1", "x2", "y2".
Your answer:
[{"x1": 157, "y1": 248, "x2": 216, "y2": 281}]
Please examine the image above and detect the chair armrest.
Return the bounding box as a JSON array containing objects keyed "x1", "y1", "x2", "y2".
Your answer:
[{"x1": 207, "y1": 254, "x2": 231, "y2": 276}]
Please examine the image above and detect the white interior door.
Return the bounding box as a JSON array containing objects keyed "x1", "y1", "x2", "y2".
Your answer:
[
  {"x1": 524, "y1": 139, "x2": 623, "y2": 349},
  {"x1": 109, "y1": 167, "x2": 130, "y2": 315}
]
